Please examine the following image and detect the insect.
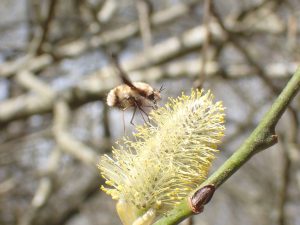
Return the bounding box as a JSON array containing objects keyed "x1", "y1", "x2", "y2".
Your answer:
[{"x1": 106, "y1": 54, "x2": 163, "y2": 125}]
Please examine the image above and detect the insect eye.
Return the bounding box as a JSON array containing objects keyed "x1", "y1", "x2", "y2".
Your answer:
[{"x1": 148, "y1": 93, "x2": 155, "y2": 100}]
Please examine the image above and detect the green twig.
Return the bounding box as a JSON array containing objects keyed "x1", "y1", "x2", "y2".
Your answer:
[{"x1": 153, "y1": 67, "x2": 300, "y2": 225}]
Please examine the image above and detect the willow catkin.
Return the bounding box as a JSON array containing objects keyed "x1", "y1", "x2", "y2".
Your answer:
[{"x1": 98, "y1": 89, "x2": 225, "y2": 225}]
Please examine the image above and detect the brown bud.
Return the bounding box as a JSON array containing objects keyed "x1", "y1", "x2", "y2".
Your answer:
[{"x1": 189, "y1": 185, "x2": 215, "y2": 214}]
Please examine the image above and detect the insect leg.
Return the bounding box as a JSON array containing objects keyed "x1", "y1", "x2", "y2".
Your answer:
[
  {"x1": 134, "y1": 101, "x2": 147, "y2": 123},
  {"x1": 130, "y1": 106, "x2": 137, "y2": 125},
  {"x1": 139, "y1": 108, "x2": 147, "y2": 123},
  {"x1": 142, "y1": 101, "x2": 158, "y2": 110},
  {"x1": 138, "y1": 105, "x2": 150, "y2": 123},
  {"x1": 122, "y1": 109, "x2": 126, "y2": 134},
  {"x1": 142, "y1": 105, "x2": 155, "y2": 110}
]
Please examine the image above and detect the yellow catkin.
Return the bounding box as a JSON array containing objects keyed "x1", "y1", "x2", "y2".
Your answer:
[{"x1": 98, "y1": 89, "x2": 225, "y2": 224}]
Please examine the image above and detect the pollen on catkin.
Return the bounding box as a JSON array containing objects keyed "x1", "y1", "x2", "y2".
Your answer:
[{"x1": 98, "y1": 89, "x2": 225, "y2": 224}]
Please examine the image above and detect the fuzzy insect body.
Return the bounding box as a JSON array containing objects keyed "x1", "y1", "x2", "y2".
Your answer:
[
  {"x1": 107, "y1": 82, "x2": 161, "y2": 110},
  {"x1": 106, "y1": 53, "x2": 162, "y2": 124}
]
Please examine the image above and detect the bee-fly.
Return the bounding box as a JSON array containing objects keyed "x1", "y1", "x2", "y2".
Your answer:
[{"x1": 107, "y1": 54, "x2": 163, "y2": 125}]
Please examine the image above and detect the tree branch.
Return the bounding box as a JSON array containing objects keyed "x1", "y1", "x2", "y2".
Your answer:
[
  {"x1": 195, "y1": 0, "x2": 212, "y2": 89},
  {"x1": 35, "y1": 0, "x2": 58, "y2": 54},
  {"x1": 153, "y1": 67, "x2": 300, "y2": 225},
  {"x1": 53, "y1": 101, "x2": 98, "y2": 167},
  {"x1": 136, "y1": 0, "x2": 153, "y2": 51}
]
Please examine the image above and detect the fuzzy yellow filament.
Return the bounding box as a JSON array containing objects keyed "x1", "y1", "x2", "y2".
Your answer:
[{"x1": 99, "y1": 89, "x2": 225, "y2": 225}]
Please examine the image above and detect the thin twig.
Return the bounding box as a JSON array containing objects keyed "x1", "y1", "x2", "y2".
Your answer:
[
  {"x1": 236, "y1": 0, "x2": 273, "y2": 21},
  {"x1": 195, "y1": 0, "x2": 211, "y2": 89},
  {"x1": 36, "y1": 0, "x2": 58, "y2": 54},
  {"x1": 53, "y1": 101, "x2": 98, "y2": 167},
  {"x1": 277, "y1": 141, "x2": 291, "y2": 225},
  {"x1": 136, "y1": 0, "x2": 153, "y2": 51},
  {"x1": 277, "y1": 109, "x2": 298, "y2": 225},
  {"x1": 18, "y1": 147, "x2": 61, "y2": 225}
]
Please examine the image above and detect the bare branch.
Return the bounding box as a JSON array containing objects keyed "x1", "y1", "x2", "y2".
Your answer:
[
  {"x1": 16, "y1": 70, "x2": 55, "y2": 99},
  {"x1": 0, "y1": 54, "x2": 53, "y2": 78},
  {"x1": 53, "y1": 101, "x2": 98, "y2": 167},
  {"x1": 35, "y1": 0, "x2": 58, "y2": 54},
  {"x1": 195, "y1": 0, "x2": 212, "y2": 89},
  {"x1": 136, "y1": 0, "x2": 153, "y2": 51}
]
